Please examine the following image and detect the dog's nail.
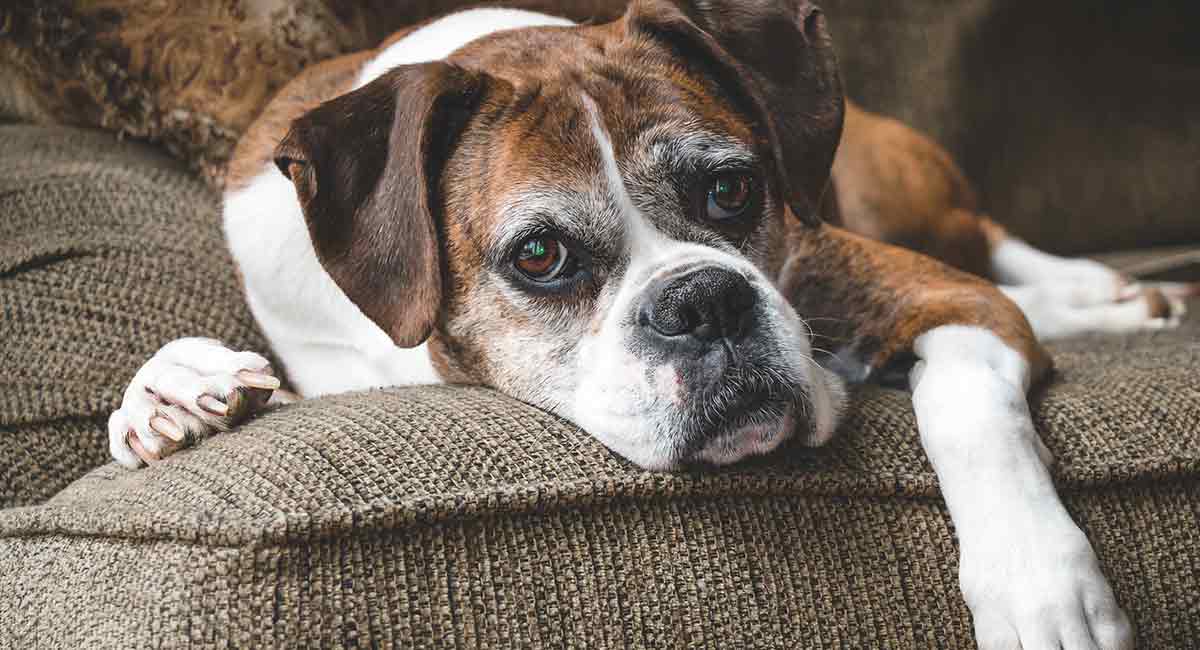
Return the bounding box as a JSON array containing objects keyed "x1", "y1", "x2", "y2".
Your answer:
[
  {"x1": 149, "y1": 416, "x2": 185, "y2": 442},
  {"x1": 128, "y1": 434, "x2": 160, "y2": 463},
  {"x1": 236, "y1": 370, "x2": 280, "y2": 391},
  {"x1": 197, "y1": 394, "x2": 229, "y2": 416}
]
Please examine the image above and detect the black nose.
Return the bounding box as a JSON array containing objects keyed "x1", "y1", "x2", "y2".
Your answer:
[{"x1": 638, "y1": 266, "x2": 757, "y2": 345}]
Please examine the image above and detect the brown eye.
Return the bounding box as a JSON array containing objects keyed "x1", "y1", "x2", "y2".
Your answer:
[
  {"x1": 515, "y1": 236, "x2": 569, "y2": 282},
  {"x1": 706, "y1": 172, "x2": 754, "y2": 221}
]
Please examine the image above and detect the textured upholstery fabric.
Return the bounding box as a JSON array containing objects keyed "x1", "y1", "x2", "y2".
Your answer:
[
  {"x1": 1, "y1": 123, "x2": 1199, "y2": 647},
  {"x1": 0, "y1": 125, "x2": 267, "y2": 506}
]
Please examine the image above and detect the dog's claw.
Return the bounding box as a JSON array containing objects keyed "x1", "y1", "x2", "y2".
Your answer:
[
  {"x1": 149, "y1": 415, "x2": 186, "y2": 442},
  {"x1": 127, "y1": 433, "x2": 160, "y2": 463},
  {"x1": 236, "y1": 369, "x2": 281, "y2": 391},
  {"x1": 1117, "y1": 282, "x2": 1143, "y2": 302},
  {"x1": 197, "y1": 394, "x2": 230, "y2": 416}
]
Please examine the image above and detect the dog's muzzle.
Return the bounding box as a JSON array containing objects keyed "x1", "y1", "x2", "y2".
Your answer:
[{"x1": 630, "y1": 264, "x2": 803, "y2": 457}]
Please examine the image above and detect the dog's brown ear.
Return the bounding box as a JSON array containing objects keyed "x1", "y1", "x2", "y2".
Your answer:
[
  {"x1": 626, "y1": 0, "x2": 844, "y2": 225},
  {"x1": 274, "y1": 62, "x2": 490, "y2": 347}
]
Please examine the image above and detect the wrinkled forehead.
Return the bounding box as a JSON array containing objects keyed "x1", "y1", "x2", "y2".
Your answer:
[
  {"x1": 484, "y1": 91, "x2": 762, "y2": 258},
  {"x1": 445, "y1": 23, "x2": 768, "y2": 256}
]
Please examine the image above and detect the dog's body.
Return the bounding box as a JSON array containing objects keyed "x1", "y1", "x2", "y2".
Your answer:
[{"x1": 106, "y1": 3, "x2": 1195, "y2": 647}]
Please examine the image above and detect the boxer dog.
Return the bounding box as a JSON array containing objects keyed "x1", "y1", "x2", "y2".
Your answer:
[{"x1": 109, "y1": 2, "x2": 1193, "y2": 647}]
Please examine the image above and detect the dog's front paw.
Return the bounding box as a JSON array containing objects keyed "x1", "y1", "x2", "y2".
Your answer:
[
  {"x1": 108, "y1": 337, "x2": 279, "y2": 468},
  {"x1": 961, "y1": 531, "x2": 1133, "y2": 650}
]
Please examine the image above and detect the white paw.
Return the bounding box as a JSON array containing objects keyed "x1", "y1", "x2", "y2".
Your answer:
[
  {"x1": 961, "y1": 531, "x2": 1133, "y2": 650},
  {"x1": 108, "y1": 337, "x2": 279, "y2": 468},
  {"x1": 1003, "y1": 282, "x2": 1187, "y2": 340}
]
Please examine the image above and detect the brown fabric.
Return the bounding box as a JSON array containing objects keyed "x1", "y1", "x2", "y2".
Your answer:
[
  {"x1": 0, "y1": 0, "x2": 628, "y2": 188},
  {"x1": 1, "y1": 122, "x2": 1199, "y2": 647},
  {"x1": 1, "y1": 364, "x2": 1198, "y2": 647}
]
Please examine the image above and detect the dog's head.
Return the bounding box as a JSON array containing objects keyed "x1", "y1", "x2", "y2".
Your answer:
[{"x1": 275, "y1": 0, "x2": 847, "y2": 469}]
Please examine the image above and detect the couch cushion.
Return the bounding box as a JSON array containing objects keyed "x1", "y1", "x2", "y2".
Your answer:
[
  {"x1": 2, "y1": 123, "x2": 1198, "y2": 647},
  {"x1": 0, "y1": 124, "x2": 267, "y2": 506},
  {"x1": 1, "y1": 321, "x2": 1198, "y2": 647}
]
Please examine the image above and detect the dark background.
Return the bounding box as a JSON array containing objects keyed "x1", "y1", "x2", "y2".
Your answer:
[{"x1": 822, "y1": 0, "x2": 1200, "y2": 254}]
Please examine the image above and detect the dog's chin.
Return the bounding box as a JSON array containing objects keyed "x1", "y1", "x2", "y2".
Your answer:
[
  {"x1": 691, "y1": 404, "x2": 796, "y2": 466},
  {"x1": 569, "y1": 332, "x2": 848, "y2": 472},
  {"x1": 637, "y1": 363, "x2": 847, "y2": 470}
]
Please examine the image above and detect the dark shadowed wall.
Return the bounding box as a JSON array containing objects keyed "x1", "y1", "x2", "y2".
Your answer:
[{"x1": 819, "y1": 0, "x2": 1200, "y2": 254}]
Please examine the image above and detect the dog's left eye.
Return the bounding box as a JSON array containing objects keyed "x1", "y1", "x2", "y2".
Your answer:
[
  {"x1": 514, "y1": 236, "x2": 570, "y2": 282},
  {"x1": 705, "y1": 171, "x2": 755, "y2": 221}
]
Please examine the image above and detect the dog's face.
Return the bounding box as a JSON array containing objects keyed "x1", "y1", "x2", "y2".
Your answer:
[{"x1": 275, "y1": 0, "x2": 847, "y2": 469}]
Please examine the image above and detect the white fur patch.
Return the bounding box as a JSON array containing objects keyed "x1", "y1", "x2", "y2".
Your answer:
[
  {"x1": 356, "y1": 9, "x2": 574, "y2": 89},
  {"x1": 991, "y1": 236, "x2": 1121, "y2": 288},
  {"x1": 580, "y1": 93, "x2": 664, "y2": 255},
  {"x1": 1001, "y1": 284, "x2": 1182, "y2": 339},
  {"x1": 910, "y1": 326, "x2": 1131, "y2": 650}
]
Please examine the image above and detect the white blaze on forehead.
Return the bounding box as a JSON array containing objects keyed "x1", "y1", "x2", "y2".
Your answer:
[
  {"x1": 577, "y1": 93, "x2": 761, "y2": 286},
  {"x1": 580, "y1": 93, "x2": 664, "y2": 255}
]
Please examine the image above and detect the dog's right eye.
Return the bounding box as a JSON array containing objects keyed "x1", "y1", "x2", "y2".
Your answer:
[
  {"x1": 514, "y1": 236, "x2": 571, "y2": 282},
  {"x1": 705, "y1": 171, "x2": 755, "y2": 222}
]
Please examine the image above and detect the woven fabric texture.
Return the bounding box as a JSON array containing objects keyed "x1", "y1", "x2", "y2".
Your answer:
[
  {"x1": 1, "y1": 124, "x2": 1199, "y2": 647},
  {"x1": 0, "y1": 124, "x2": 267, "y2": 506}
]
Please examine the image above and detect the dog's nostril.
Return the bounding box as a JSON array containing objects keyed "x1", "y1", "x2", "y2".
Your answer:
[
  {"x1": 691, "y1": 321, "x2": 719, "y2": 342},
  {"x1": 640, "y1": 266, "x2": 757, "y2": 344}
]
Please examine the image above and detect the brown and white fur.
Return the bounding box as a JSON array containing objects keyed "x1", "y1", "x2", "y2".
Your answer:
[{"x1": 107, "y1": 3, "x2": 1193, "y2": 648}]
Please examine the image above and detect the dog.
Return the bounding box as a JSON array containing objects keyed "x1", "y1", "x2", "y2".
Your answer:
[{"x1": 107, "y1": 2, "x2": 1193, "y2": 647}]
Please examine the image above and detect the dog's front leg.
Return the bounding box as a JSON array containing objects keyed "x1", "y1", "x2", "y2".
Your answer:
[
  {"x1": 911, "y1": 326, "x2": 1132, "y2": 650},
  {"x1": 781, "y1": 225, "x2": 1133, "y2": 649}
]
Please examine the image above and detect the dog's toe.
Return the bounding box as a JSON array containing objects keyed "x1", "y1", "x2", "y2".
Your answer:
[{"x1": 108, "y1": 338, "x2": 278, "y2": 468}]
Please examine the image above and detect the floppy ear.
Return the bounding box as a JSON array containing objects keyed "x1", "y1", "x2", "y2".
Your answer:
[
  {"x1": 626, "y1": 0, "x2": 844, "y2": 225},
  {"x1": 273, "y1": 62, "x2": 490, "y2": 347}
]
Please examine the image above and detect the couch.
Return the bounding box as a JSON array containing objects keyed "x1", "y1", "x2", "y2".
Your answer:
[{"x1": 2, "y1": 2, "x2": 1199, "y2": 647}]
